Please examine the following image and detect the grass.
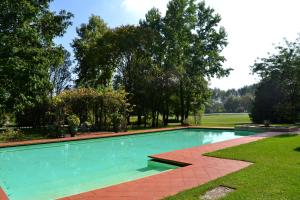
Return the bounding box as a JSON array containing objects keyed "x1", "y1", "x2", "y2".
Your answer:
[
  {"x1": 165, "y1": 134, "x2": 300, "y2": 200},
  {"x1": 129, "y1": 113, "x2": 251, "y2": 128},
  {"x1": 200, "y1": 113, "x2": 251, "y2": 127}
]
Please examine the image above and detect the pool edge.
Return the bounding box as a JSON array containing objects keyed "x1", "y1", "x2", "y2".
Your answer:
[
  {"x1": 0, "y1": 127, "x2": 188, "y2": 149},
  {"x1": 0, "y1": 187, "x2": 8, "y2": 200},
  {"x1": 0, "y1": 126, "x2": 241, "y2": 149}
]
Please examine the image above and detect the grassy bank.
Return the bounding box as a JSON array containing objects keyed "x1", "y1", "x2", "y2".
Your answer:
[{"x1": 165, "y1": 134, "x2": 300, "y2": 200}]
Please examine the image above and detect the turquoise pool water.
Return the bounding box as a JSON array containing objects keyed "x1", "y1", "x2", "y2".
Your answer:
[{"x1": 0, "y1": 128, "x2": 255, "y2": 200}]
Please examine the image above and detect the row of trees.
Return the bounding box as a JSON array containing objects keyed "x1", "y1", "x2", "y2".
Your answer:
[
  {"x1": 251, "y1": 38, "x2": 300, "y2": 123},
  {"x1": 72, "y1": 0, "x2": 230, "y2": 127},
  {"x1": 0, "y1": 0, "x2": 231, "y2": 132},
  {"x1": 205, "y1": 85, "x2": 256, "y2": 113},
  {"x1": 0, "y1": 0, "x2": 129, "y2": 132}
]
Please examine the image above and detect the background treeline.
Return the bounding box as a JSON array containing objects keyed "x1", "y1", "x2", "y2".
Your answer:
[
  {"x1": 0, "y1": 0, "x2": 230, "y2": 133},
  {"x1": 205, "y1": 85, "x2": 256, "y2": 113}
]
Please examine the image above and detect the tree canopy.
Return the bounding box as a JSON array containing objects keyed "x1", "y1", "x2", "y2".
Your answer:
[
  {"x1": 73, "y1": 0, "x2": 230, "y2": 126},
  {"x1": 0, "y1": 0, "x2": 73, "y2": 115},
  {"x1": 251, "y1": 38, "x2": 300, "y2": 123}
]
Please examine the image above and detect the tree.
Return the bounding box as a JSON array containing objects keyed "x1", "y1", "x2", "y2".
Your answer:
[
  {"x1": 50, "y1": 49, "x2": 72, "y2": 96},
  {"x1": 72, "y1": 15, "x2": 111, "y2": 87},
  {"x1": 205, "y1": 86, "x2": 255, "y2": 114},
  {"x1": 73, "y1": 0, "x2": 230, "y2": 127},
  {"x1": 0, "y1": 0, "x2": 73, "y2": 117},
  {"x1": 251, "y1": 38, "x2": 300, "y2": 123},
  {"x1": 224, "y1": 96, "x2": 241, "y2": 113},
  {"x1": 163, "y1": 0, "x2": 230, "y2": 123}
]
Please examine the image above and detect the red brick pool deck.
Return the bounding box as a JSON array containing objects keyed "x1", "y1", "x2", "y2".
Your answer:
[{"x1": 0, "y1": 129, "x2": 287, "y2": 200}]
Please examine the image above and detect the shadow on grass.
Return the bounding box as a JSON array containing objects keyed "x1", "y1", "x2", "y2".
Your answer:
[
  {"x1": 275, "y1": 134, "x2": 298, "y2": 138},
  {"x1": 294, "y1": 147, "x2": 300, "y2": 152}
]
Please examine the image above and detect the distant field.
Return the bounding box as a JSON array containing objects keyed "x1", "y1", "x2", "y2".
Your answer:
[
  {"x1": 200, "y1": 113, "x2": 251, "y2": 127},
  {"x1": 130, "y1": 113, "x2": 251, "y2": 128}
]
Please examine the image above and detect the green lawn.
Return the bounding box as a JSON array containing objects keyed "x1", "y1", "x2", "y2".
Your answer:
[
  {"x1": 165, "y1": 134, "x2": 300, "y2": 200},
  {"x1": 200, "y1": 113, "x2": 251, "y2": 127},
  {"x1": 129, "y1": 113, "x2": 251, "y2": 128}
]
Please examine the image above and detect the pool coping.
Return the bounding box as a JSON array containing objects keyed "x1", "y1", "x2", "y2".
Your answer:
[
  {"x1": 0, "y1": 187, "x2": 8, "y2": 200},
  {"x1": 0, "y1": 126, "x2": 189, "y2": 148},
  {"x1": 58, "y1": 131, "x2": 290, "y2": 200},
  {"x1": 0, "y1": 126, "x2": 237, "y2": 149}
]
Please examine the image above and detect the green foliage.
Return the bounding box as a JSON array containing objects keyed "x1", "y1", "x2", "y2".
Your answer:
[
  {"x1": 111, "y1": 112, "x2": 123, "y2": 132},
  {"x1": 0, "y1": 129, "x2": 25, "y2": 142},
  {"x1": 15, "y1": 98, "x2": 53, "y2": 127},
  {"x1": 251, "y1": 38, "x2": 300, "y2": 123},
  {"x1": 50, "y1": 49, "x2": 72, "y2": 96},
  {"x1": 206, "y1": 86, "x2": 256, "y2": 114},
  {"x1": 67, "y1": 114, "x2": 80, "y2": 128},
  {"x1": 72, "y1": 15, "x2": 111, "y2": 87},
  {"x1": 54, "y1": 88, "x2": 129, "y2": 131},
  {"x1": 73, "y1": 0, "x2": 230, "y2": 128},
  {"x1": 0, "y1": 0, "x2": 73, "y2": 123}
]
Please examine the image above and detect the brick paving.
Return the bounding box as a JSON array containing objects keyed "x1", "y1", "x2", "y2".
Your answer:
[{"x1": 0, "y1": 187, "x2": 8, "y2": 200}]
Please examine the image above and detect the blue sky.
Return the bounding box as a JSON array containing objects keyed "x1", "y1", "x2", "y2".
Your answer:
[
  {"x1": 50, "y1": 0, "x2": 300, "y2": 90},
  {"x1": 50, "y1": 0, "x2": 138, "y2": 52}
]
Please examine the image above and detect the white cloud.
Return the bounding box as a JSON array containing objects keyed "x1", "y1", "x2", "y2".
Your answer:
[{"x1": 121, "y1": 0, "x2": 170, "y2": 17}]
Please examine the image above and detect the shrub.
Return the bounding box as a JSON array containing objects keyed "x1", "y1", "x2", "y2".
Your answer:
[
  {"x1": 111, "y1": 113, "x2": 122, "y2": 132},
  {"x1": 0, "y1": 129, "x2": 25, "y2": 142},
  {"x1": 46, "y1": 125, "x2": 66, "y2": 138},
  {"x1": 54, "y1": 88, "x2": 129, "y2": 132},
  {"x1": 80, "y1": 121, "x2": 92, "y2": 132},
  {"x1": 67, "y1": 114, "x2": 80, "y2": 128}
]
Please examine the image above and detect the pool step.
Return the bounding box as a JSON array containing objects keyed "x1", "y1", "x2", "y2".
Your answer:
[{"x1": 147, "y1": 160, "x2": 179, "y2": 170}]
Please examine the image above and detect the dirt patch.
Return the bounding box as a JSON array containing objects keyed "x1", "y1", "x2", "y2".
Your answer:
[{"x1": 200, "y1": 186, "x2": 235, "y2": 200}]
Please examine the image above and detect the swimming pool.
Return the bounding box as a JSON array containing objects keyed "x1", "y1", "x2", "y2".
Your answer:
[{"x1": 0, "y1": 128, "x2": 255, "y2": 200}]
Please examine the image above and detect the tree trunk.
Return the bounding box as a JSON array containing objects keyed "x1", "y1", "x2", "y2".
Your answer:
[
  {"x1": 185, "y1": 95, "x2": 191, "y2": 121},
  {"x1": 180, "y1": 81, "x2": 185, "y2": 124},
  {"x1": 137, "y1": 114, "x2": 142, "y2": 126},
  {"x1": 164, "y1": 100, "x2": 169, "y2": 126},
  {"x1": 156, "y1": 112, "x2": 159, "y2": 127},
  {"x1": 144, "y1": 113, "x2": 147, "y2": 128},
  {"x1": 152, "y1": 110, "x2": 156, "y2": 127}
]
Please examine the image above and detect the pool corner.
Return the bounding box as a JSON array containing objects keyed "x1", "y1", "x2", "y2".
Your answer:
[{"x1": 0, "y1": 187, "x2": 8, "y2": 200}]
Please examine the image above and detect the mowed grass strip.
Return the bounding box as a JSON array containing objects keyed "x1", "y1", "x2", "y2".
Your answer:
[
  {"x1": 200, "y1": 113, "x2": 251, "y2": 127},
  {"x1": 165, "y1": 134, "x2": 300, "y2": 200}
]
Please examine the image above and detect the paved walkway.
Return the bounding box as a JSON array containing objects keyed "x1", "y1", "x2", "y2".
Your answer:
[{"x1": 59, "y1": 132, "x2": 283, "y2": 200}]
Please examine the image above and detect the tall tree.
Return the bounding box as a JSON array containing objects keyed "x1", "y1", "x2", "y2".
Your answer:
[
  {"x1": 73, "y1": 0, "x2": 230, "y2": 127},
  {"x1": 163, "y1": 0, "x2": 230, "y2": 123},
  {"x1": 50, "y1": 49, "x2": 72, "y2": 96},
  {"x1": 0, "y1": 0, "x2": 73, "y2": 115},
  {"x1": 251, "y1": 38, "x2": 300, "y2": 123},
  {"x1": 72, "y1": 15, "x2": 110, "y2": 87}
]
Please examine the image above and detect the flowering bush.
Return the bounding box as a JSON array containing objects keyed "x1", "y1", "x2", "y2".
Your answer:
[
  {"x1": 0, "y1": 129, "x2": 25, "y2": 142},
  {"x1": 54, "y1": 88, "x2": 129, "y2": 132}
]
